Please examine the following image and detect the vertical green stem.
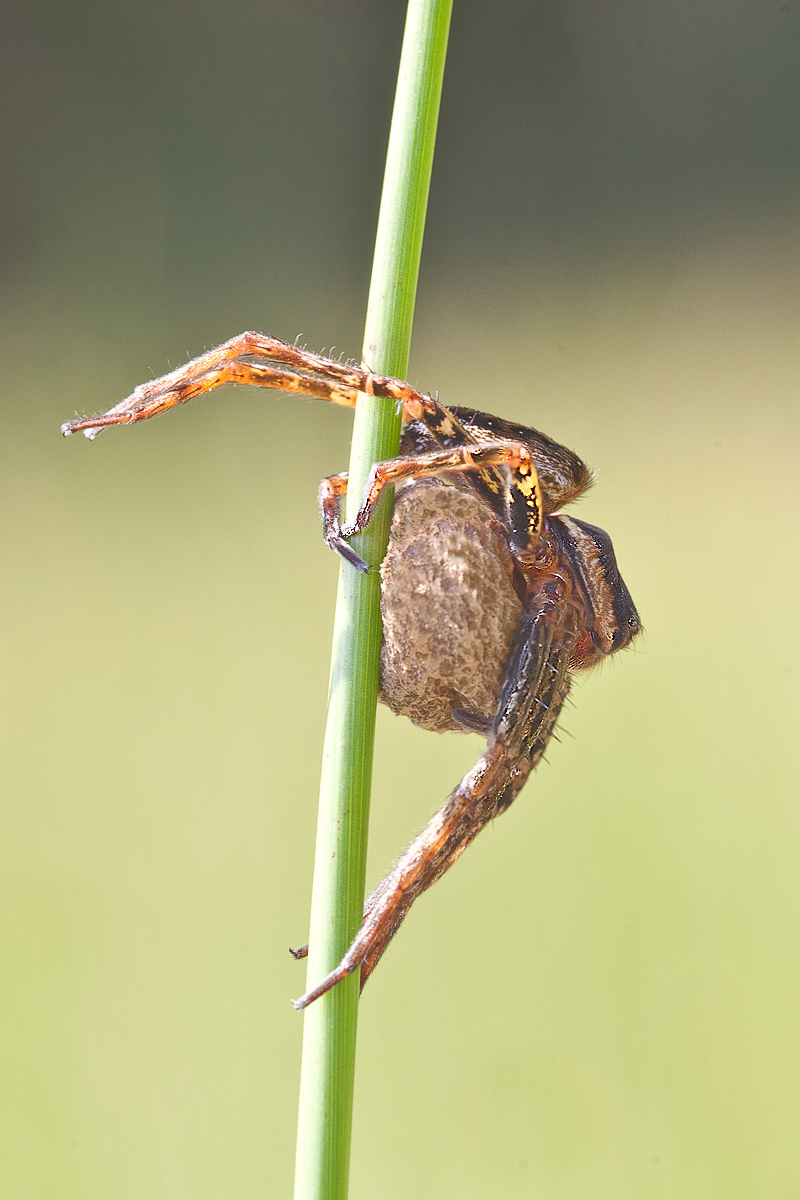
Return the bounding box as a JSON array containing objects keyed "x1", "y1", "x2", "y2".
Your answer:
[{"x1": 292, "y1": 2, "x2": 453, "y2": 1198}]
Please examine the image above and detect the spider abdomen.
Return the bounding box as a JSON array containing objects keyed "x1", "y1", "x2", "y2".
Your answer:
[{"x1": 379, "y1": 479, "x2": 523, "y2": 734}]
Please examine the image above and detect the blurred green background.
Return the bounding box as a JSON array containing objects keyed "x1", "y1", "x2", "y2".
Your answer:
[{"x1": 2, "y1": 1, "x2": 799, "y2": 1196}]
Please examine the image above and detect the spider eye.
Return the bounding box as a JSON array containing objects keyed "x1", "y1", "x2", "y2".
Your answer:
[{"x1": 627, "y1": 616, "x2": 639, "y2": 628}]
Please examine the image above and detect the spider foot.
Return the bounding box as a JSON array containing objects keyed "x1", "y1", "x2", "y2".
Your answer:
[
  {"x1": 291, "y1": 960, "x2": 359, "y2": 1011},
  {"x1": 325, "y1": 534, "x2": 370, "y2": 573},
  {"x1": 61, "y1": 416, "x2": 113, "y2": 439}
]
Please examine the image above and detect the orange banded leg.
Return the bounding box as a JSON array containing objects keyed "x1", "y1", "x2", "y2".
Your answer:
[
  {"x1": 317, "y1": 440, "x2": 541, "y2": 571},
  {"x1": 61, "y1": 331, "x2": 441, "y2": 439},
  {"x1": 289, "y1": 724, "x2": 546, "y2": 1010},
  {"x1": 291, "y1": 741, "x2": 511, "y2": 1009}
]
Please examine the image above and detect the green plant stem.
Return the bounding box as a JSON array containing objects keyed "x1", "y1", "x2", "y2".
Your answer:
[{"x1": 292, "y1": 2, "x2": 453, "y2": 1198}]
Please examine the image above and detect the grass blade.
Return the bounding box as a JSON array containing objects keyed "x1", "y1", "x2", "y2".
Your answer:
[{"x1": 292, "y1": 2, "x2": 454, "y2": 1198}]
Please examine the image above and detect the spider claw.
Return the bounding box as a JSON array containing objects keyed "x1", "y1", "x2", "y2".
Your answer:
[
  {"x1": 291, "y1": 961, "x2": 357, "y2": 1010},
  {"x1": 61, "y1": 416, "x2": 105, "y2": 439},
  {"x1": 327, "y1": 536, "x2": 370, "y2": 574}
]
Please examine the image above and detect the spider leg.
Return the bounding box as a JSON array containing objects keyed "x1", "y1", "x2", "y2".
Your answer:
[
  {"x1": 342, "y1": 441, "x2": 538, "y2": 539},
  {"x1": 291, "y1": 594, "x2": 575, "y2": 1010},
  {"x1": 316, "y1": 441, "x2": 541, "y2": 571},
  {"x1": 291, "y1": 745, "x2": 517, "y2": 1009},
  {"x1": 61, "y1": 332, "x2": 441, "y2": 439},
  {"x1": 61, "y1": 330, "x2": 544, "y2": 551},
  {"x1": 317, "y1": 472, "x2": 373, "y2": 573}
]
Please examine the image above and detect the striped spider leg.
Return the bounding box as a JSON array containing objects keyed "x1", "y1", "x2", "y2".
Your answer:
[{"x1": 61, "y1": 332, "x2": 544, "y2": 567}]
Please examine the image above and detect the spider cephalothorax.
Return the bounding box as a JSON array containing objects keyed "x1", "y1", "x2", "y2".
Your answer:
[{"x1": 62, "y1": 332, "x2": 640, "y2": 1008}]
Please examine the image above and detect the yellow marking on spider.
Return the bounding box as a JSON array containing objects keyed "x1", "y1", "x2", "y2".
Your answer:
[
  {"x1": 477, "y1": 470, "x2": 502, "y2": 494},
  {"x1": 430, "y1": 411, "x2": 460, "y2": 436},
  {"x1": 515, "y1": 475, "x2": 539, "y2": 497}
]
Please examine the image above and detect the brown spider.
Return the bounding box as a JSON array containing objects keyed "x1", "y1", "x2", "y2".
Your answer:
[{"x1": 62, "y1": 332, "x2": 641, "y2": 1010}]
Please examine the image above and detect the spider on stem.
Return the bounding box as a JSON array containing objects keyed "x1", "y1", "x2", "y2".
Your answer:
[{"x1": 62, "y1": 332, "x2": 641, "y2": 1009}]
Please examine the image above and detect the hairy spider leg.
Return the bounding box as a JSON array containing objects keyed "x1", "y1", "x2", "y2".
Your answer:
[
  {"x1": 292, "y1": 584, "x2": 576, "y2": 1010},
  {"x1": 62, "y1": 332, "x2": 547, "y2": 553},
  {"x1": 60, "y1": 331, "x2": 441, "y2": 438},
  {"x1": 319, "y1": 440, "x2": 543, "y2": 572},
  {"x1": 316, "y1": 473, "x2": 371, "y2": 572},
  {"x1": 62, "y1": 361, "x2": 363, "y2": 438}
]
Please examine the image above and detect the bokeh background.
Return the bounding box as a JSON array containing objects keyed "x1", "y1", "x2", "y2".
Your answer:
[{"x1": 2, "y1": 1, "x2": 799, "y2": 1196}]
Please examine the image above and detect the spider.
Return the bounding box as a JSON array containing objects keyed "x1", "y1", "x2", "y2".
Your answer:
[{"x1": 62, "y1": 332, "x2": 641, "y2": 1010}]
